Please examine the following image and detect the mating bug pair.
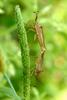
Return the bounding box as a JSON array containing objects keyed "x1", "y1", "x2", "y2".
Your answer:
[{"x1": 34, "y1": 12, "x2": 46, "y2": 78}]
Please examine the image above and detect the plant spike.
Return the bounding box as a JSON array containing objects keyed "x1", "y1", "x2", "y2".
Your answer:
[{"x1": 15, "y1": 5, "x2": 30, "y2": 100}]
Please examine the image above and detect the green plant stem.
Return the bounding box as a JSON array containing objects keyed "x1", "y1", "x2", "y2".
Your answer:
[
  {"x1": 4, "y1": 73, "x2": 21, "y2": 100},
  {"x1": 15, "y1": 5, "x2": 30, "y2": 100}
]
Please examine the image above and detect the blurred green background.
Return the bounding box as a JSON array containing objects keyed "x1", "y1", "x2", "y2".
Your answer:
[{"x1": 0, "y1": 0, "x2": 67, "y2": 100}]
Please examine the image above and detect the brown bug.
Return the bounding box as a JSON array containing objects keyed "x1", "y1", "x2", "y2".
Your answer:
[{"x1": 34, "y1": 12, "x2": 46, "y2": 77}]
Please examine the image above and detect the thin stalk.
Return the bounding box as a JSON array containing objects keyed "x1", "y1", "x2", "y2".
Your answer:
[
  {"x1": 15, "y1": 5, "x2": 30, "y2": 100},
  {"x1": 4, "y1": 73, "x2": 21, "y2": 100}
]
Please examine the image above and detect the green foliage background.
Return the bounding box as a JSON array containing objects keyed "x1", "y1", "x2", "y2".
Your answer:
[{"x1": 0, "y1": 0, "x2": 67, "y2": 100}]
